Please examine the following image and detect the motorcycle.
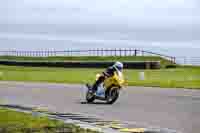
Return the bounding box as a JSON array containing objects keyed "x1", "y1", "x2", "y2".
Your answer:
[{"x1": 85, "y1": 70, "x2": 125, "y2": 104}]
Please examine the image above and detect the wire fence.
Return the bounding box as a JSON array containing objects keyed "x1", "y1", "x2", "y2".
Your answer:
[
  {"x1": 175, "y1": 57, "x2": 200, "y2": 66},
  {"x1": 0, "y1": 48, "x2": 176, "y2": 63},
  {"x1": 1, "y1": 49, "x2": 200, "y2": 65}
]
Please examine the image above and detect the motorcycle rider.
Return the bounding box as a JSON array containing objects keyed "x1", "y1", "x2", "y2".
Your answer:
[{"x1": 90, "y1": 61, "x2": 123, "y2": 94}]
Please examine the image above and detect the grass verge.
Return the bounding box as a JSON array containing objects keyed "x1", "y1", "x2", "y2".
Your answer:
[
  {"x1": 0, "y1": 107, "x2": 99, "y2": 133},
  {"x1": 0, "y1": 65, "x2": 200, "y2": 89}
]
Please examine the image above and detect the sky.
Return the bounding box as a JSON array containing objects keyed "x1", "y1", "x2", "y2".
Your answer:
[{"x1": 0, "y1": 0, "x2": 199, "y2": 57}]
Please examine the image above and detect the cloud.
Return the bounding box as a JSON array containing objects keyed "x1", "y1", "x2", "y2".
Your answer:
[
  {"x1": 0, "y1": 32, "x2": 199, "y2": 48},
  {"x1": 0, "y1": 0, "x2": 199, "y2": 53},
  {"x1": 1, "y1": 0, "x2": 198, "y2": 19}
]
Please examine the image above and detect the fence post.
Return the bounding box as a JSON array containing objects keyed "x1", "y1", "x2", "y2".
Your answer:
[
  {"x1": 134, "y1": 49, "x2": 137, "y2": 56},
  {"x1": 184, "y1": 57, "x2": 186, "y2": 65},
  {"x1": 142, "y1": 51, "x2": 144, "y2": 56},
  {"x1": 50, "y1": 50, "x2": 52, "y2": 56},
  {"x1": 88, "y1": 49, "x2": 90, "y2": 56},
  {"x1": 174, "y1": 57, "x2": 176, "y2": 64},
  {"x1": 97, "y1": 48, "x2": 99, "y2": 56},
  {"x1": 91, "y1": 49, "x2": 93, "y2": 56},
  {"x1": 43, "y1": 50, "x2": 45, "y2": 57},
  {"x1": 64, "y1": 50, "x2": 66, "y2": 56},
  {"x1": 54, "y1": 50, "x2": 56, "y2": 56}
]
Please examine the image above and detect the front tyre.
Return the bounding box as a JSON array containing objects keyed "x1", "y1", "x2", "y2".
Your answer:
[{"x1": 106, "y1": 87, "x2": 120, "y2": 104}]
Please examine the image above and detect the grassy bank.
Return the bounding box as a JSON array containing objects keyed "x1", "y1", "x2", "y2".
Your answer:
[
  {"x1": 0, "y1": 108, "x2": 99, "y2": 133},
  {"x1": 0, "y1": 65, "x2": 199, "y2": 89},
  {"x1": 0, "y1": 56, "x2": 173, "y2": 68}
]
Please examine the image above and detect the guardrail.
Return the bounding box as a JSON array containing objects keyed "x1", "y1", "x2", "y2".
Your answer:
[{"x1": 0, "y1": 49, "x2": 176, "y2": 63}]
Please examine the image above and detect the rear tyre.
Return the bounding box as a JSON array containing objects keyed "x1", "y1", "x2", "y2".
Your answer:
[
  {"x1": 106, "y1": 87, "x2": 119, "y2": 104},
  {"x1": 86, "y1": 88, "x2": 95, "y2": 103}
]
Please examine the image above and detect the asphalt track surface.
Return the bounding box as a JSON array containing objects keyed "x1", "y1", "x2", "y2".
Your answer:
[{"x1": 0, "y1": 81, "x2": 200, "y2": 133}]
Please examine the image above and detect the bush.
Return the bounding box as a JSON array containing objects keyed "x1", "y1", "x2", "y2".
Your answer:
[{"x1": 165, "y1": 65, "x2": 177, "y2": 69}]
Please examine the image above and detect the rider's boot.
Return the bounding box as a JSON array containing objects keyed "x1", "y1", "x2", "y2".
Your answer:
[{"x1": 90, "y1": 82, "x2": 98, "y2": 94}]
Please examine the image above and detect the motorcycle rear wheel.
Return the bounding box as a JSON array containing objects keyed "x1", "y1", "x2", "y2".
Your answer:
[{"x1": 86, "y1": 90, "x2": 95, "y2": 103}]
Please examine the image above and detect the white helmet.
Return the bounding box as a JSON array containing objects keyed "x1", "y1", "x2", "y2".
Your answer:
[{"x1": 113, "y1": 61, "x2": 123, "y2": 71}]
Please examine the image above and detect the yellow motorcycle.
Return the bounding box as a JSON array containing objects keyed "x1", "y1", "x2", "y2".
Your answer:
[{"x1": 86, "y1": 70, "x2": 125, "y2": 104}]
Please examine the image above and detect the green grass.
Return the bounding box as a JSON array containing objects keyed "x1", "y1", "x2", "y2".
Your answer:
[
  {"x1": 0, "y1": 56, "x2": 173, "y2": 68},
  {"x1": 125, "y1": 69, "x2": 200, "y2": 89},
  {"x1": 0, "y1": 108, "x2": 99, "y2": 133},
  {"x1": 0, "y1": 65, "x2": 100, "y2": 84},
  {"x1": 0, "y1": 65, "x2": 200, "y2": 89}
]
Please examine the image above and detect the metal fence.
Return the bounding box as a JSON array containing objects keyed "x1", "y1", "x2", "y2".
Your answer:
[
  {"x1": 175, "y1": 57, "x2": 200, "y2": 66},
  {"x1": 0, "y1": 49, "x2": 176, "y2": 63}
]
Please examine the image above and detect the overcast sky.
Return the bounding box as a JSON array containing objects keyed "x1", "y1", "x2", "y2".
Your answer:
[
  {"x1": 0, "y1": 0, "x2": 199, "y2": 56},
  {"x1": 1, "y1": 0, "x2": 198, "y2": 25}
]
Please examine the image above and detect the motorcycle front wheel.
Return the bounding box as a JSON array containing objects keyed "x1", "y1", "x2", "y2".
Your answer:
[{"x1": 106, "y1": 87, "x2": 120, "y2": 104}]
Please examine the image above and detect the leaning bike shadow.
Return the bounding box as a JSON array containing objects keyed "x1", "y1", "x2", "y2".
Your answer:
[{"x1": 80, "y1": 101, "x2": 111, "y2": 105}]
